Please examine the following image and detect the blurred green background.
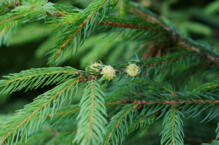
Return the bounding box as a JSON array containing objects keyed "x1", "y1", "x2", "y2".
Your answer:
[{"x1": 0, "y1": 0, "x2": 218, "y2": 144}]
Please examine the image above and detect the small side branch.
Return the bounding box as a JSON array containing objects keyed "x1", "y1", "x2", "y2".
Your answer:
[
  {"x1": 133, "y1": 100, "x2": 219, "y2": 105},
  {"x1": 128, "y1": 3, "x2": 219, "y2": 65},
  {"x1": 100, "y1": 21, "x2": 160, "y2": 33},
  {"x1": 106, "y1": 99, "x2": 219, "y2": 106},
  {"x1": 177, "y1": 41, "x2": 219, "y2": 65},
  {"x1": 129, "y1": 6, "x2": 170, "y2": 32},
  {"x1": 48, "y1": 99, "x2": 219, "y2": 118}
]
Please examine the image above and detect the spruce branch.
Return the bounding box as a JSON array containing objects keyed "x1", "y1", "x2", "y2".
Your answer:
[
  {"x1": 102, "y1": 104, "x2": 165, "y2": 145},
  {"x1": 102, "y1": 104, "x2": 138, "y2": 145},
  {"x1": 100, "y1": 20, "x2": 163, "y2": 33},
  {"x1": 161, "y1": 107, "x2": 184, "y2": 145},
  {"x1": 128, "y1": 3, "x2": 170, "y2": 32},
  {"x1": 75, "y1": 79, "x2": 107, "y2": 145},
  {"x1": 128, "y1": 2, "x2": 219, "y2": 65},
  {"x1": 0, "y1": 0, "x2": 54, "y2": 46},
  {"x1": 47, "y1": 100, "x2": 129, "y2": 119},
  {"x1": 0, "y1": 1, "x2": 218, "y2": 145},
  {"x1": 133, "y1": 100, "x2": 219, "y2": 105},
  {"x1": 0, "y1": 78, "x2": 79, "y2": 144},
  {"x1": 49, "y1": 0, "x2": 119, "y2": 64},
  {"x1": 106, "y1": 98, "x2": 219, "y2": 106},
  {"x1": 46, "y1": 91, "x2": 219, "y2": 123},
  {"x1": 0, "y1": 67, "x2": 79, "y2": 95}
]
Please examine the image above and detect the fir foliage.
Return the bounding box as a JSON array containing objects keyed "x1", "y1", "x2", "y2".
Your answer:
[
  {"x1": 0, "y1": 78, "x2": 78, "y2": 144},
  {"x1": 75, "y1": 80, "x2": 107, "y2": 145},
  {"x1": 0, "y1": 0, "x2": 219, "y2": 145},
  {"x1": 161, "y1": 107, "x2": 184, "y2": 145},
  {"x1": 0, "y1": 67, "x2": 79, "y2": 95}
]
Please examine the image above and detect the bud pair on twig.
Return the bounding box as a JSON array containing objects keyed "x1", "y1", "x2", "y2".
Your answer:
[{"x1": 90, "y1": 62, "x2": 140, "y2": 80}]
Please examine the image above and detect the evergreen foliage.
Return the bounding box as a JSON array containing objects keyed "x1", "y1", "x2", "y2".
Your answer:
[
  {"x1": 161, "y1": 107, "x2": 184, "y2": 145},
  {"x1": 75, "y1": 80, "x2": 107, "y2": 145},
  {"x1": 0, "y1": 0, "x2": 218, "y2": 145}
]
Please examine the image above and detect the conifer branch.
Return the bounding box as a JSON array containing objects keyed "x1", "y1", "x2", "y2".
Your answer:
[
  {"x1": 55, "y1": 0, "x2": 110, "y2": 56},
  {"x1": 0, "y1": 0, "x2": 54, "y2": 46},
  {"x1": 128, "y1": 2, "x2": 219, "y2": 65},
  {"x1": 161, "y1": 107, "x2": 184, "y2": 145},
  {"x1": 0, "y1": 67, "x2": 79, "y2": 95},
  {"x1": 0, "y1": 1, "x2": 218, "y2": 144},
  {"x1": 55, "y1": 17, "x2": 89, "y2": 55},
  {"x1": 48, "y1": 100, "x2": 128, "y2": 118},
  {"x1": 75, "y1": 79, "x2": 107, "y2": 145},
  {"x1": 133, "y1": 100, "x2": 219, "y2": 105},
  {"x1": 100, "y1": 20, "x2": 161, "y2": 33},
  {"x1": 47, "y1": 0, "x2": 121, "y2": 65},
  {"x1": 0, "y1": 79, "x2": 79, "y2": 144},
  {"x1": 47, "y1": 95, "x2": 219, "y2": 120},
  {"x1": 107, "y1": 99, "x2": 219, "y2": 106},
  {"x1": 177, "y1": 41, "x2": 219, "y2": 65},
  {"x1": 102, "y1": 104, "x2": 138, "y2": 145},
  {"x1": 128, "y1": 4, "x2": 170, "y2": 32}
]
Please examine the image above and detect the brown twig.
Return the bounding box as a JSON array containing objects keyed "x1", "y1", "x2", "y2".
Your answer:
[
  {"x1": 106, "y1": 98, "x2": 219, "y2": 106},
  {"x1": 176, "y1": 41, "x2": 219, "y2": 65},
  {"x1": 133, "y1": 100, "x2": 219, "y2": 105},
  {"x1": 129, "y1": 6, "x2": 170, "y2": 32},
  {"x1": 47, "y1": 98, "x2": 219, "y2": 119},
  {"x1": 100, "y1": 21, "x2": 161, "y2": 33},
  {"x1": 54, "y1": 0, "x2": 108, "y2": 56},
  {"x1": 106, "y1": 99, "x2": 219, "y2": 106},
  {"x1": 45, "y1": 6, "x2": 219, "y2": 64},
  {"x1": 128, "y1": 4, "x2": 219, "y2": 65}
]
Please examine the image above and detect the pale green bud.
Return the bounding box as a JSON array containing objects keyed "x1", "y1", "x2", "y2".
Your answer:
[
  {"x1": 101, "y1": 65, "x2": 116, "y2": 80},
  {"x1": 126, "y1": 63, "x2": 140, "y2": 77}
]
